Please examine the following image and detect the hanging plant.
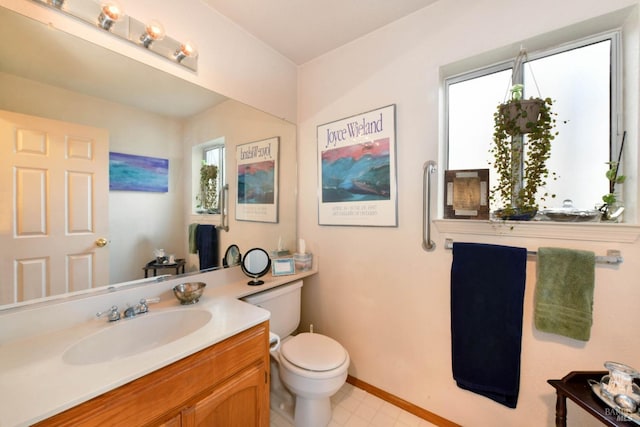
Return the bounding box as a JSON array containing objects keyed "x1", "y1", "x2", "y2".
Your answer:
[
  {"x1": 599, "y1": 132, "x2": 626, "y2": 221},
  {"x1": 198, "y1": 163, "x2": 218, "y2": 213},
  {"x1": 490, "y1": 84, "x2": 558, "y2": 219}
]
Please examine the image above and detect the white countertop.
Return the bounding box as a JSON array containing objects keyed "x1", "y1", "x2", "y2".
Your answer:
[{"x1": 0, "y1": 263, "x2": 317, "y2": 427}]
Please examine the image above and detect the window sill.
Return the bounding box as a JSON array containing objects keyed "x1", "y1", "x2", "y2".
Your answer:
[{"x1": 433, "y1": 219, "x2": 640, "y2": 243}]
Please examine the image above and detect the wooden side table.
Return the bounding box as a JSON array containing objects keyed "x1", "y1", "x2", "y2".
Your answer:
[
  {"x1": 143, "y1": 259, "x2": 186, "y2": 278},
  {"x1": 547, "y1": 371, "x2": 631, "y2": 426}
]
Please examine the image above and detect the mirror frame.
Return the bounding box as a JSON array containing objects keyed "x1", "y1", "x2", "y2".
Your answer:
[
  {"x1": 240, "y1": 248, "x2": 271, "y2": 286},
  {"x1": 223, "y1": 244, "x2": 242, "y2": 268}
]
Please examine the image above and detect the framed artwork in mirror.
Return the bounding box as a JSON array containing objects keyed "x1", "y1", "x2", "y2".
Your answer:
[
  {"x1": 317, "y1": 104, "x2": 397, "y2": 227},
  {"x1": 109, "y1": 152, "x2": 169, "y2": 192},
  {"x1": 235, "y1": 137, "x2": 279, "y2": 223},
  {"x1": 444, "y1": 169, "x2": 489, "y2": 220}
]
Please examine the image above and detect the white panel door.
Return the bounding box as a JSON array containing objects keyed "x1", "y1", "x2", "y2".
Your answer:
[{"x1": 0, "y1": 110, "x2": 109, "y2": 305}]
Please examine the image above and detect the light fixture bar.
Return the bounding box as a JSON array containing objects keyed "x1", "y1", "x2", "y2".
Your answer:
[{"x1": 31, "y1": 0, "x2": 198, "y2": 72}]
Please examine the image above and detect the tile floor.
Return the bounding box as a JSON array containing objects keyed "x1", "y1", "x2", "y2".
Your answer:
[{"x1": 270, "y1": 382, "x2": 438, "y2": 427}]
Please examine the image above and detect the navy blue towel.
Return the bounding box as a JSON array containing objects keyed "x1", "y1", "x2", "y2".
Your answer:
[
  {"x1": 451, "y1": 242, "x2": 527, "y2": 408},
  {"x1": 195, "y1": 224, "x2": 219, "y2": 270}
]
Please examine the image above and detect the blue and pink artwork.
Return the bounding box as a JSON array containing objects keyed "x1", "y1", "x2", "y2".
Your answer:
[
  {"x1": 109, "y1": 152, "x2": 169, "y2": 192},
  {"x1": 321, "y1": 138, "x2": 391, "y2": 202},
  {"x1": 237, "y1": 160, "x2": 275, "y2": 204}
]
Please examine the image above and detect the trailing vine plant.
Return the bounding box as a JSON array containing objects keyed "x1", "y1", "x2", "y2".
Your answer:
[
  {"x1": 490, "y1": 89, "x2": 558, "y2": 219},
  {"x1": 197, "y1": 163, "x2": 218, "y2": 213}
]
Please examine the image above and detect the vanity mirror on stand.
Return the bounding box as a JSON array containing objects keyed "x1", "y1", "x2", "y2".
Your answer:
[
  {"x1": 241, "y1": 248, "x2": 271, "y2": 286},
  {"x1": 223, "y1": 245, "x2": 242, "y2": 268}
]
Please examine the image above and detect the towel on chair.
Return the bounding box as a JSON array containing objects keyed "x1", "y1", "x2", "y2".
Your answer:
[
  {"x1": 188, "y1": 223, "x2": 199, "y2": 254},
  {"x1": 195, "y1": 224, "x2": 219, "y2": 270},
  {"x1": 534, "y1": 247, "x2": 595, "y2": 341},
  {"x1": 451, "y1": 242, "x2": 527, "y2": 408}
]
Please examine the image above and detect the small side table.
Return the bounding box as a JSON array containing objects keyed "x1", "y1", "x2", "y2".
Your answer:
[
  {"x1": 143, "y1": 259, "x2": 186, "y2": 278},
  {"x1": 547, "y1": 371, "x2": 630, "y2": 426}
]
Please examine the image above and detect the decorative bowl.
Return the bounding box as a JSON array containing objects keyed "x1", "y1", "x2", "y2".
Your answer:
[{"x1": 172, "y1": 282, "x2": 206, "y2": 305}]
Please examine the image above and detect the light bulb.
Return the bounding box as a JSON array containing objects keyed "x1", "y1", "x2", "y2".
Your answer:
[
  {"x1": 175, "y1": 40, "x2": 198, "y2": 62},
  {"x1": 98, "y1": 1, "x2": 123, "y2": 31},
  {"x1": 140, "y1": 20, "x2": 165, "y2": 48}
]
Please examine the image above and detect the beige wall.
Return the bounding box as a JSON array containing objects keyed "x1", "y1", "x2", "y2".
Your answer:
[
  {"x1": 297, "y1": 1, "x2": 640, "y2": 426},
  {"x1": 183, "y1": 99, "x2": 298, "y2": 265},
  {"x1": 0, "y1": 72, "x2": 185, "y2": 284}
]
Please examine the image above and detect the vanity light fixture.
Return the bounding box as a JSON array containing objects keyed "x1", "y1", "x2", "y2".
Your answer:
[
  {"x1": 175, "y1": 40, "x2": 198, "y2": 62},
  {"x1": 31, "y1": 0, "x2": 199, "y2": 71},
  {"x1": 140, "y1": 20, "x2": 165, "y2": 48},
  {"x1": 97, "y1": 1, "x2": 123, "y2": 30}
]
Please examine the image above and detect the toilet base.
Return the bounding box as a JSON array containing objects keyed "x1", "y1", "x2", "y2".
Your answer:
[
  {"x1": 294, "y1": 395, "x2": 331, "y2": 427},
  {"x1": 270, "y1": 355, "x2": 296, "y2": 423},
  {"x1": 270, "y1": 381, "x2": 295, "y2": 424}
]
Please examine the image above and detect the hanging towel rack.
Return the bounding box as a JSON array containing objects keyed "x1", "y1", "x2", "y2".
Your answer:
[
  {"x1": 219, "y1": 184, "x2": 229, "y2": 232},
  {"x1": 422, "y1": 161, "x2": 437, "y2": 251},
  {"x1": 443, "y1": 238, "x2": 623, "y2": 265}
]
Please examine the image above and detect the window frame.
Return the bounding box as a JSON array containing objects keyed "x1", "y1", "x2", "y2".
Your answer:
[{"x1": 443, "y1": 30, "x2": 622, "y2": 198}]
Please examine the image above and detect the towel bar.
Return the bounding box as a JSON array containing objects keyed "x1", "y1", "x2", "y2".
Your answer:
[{"x1": 444, "y1": 238, "x2": 623, "y2": 265}]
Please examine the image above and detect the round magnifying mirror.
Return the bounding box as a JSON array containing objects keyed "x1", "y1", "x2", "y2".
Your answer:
[
  {"x1": 223, "y1": 244, "x2": 241, "y2": 268},
  {"x1": 241, "y1": 248, "x2": 271, "y2": 286}
]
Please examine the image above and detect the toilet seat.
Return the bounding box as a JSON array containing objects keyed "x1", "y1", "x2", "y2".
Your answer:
[{"x1": 281, "y1": 333, "x2": 347, "y2": 372}]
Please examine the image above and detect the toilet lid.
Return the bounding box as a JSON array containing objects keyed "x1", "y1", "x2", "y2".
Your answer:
[{"x1": 281, "y1": 333, "x2": 347, "y2": 372}]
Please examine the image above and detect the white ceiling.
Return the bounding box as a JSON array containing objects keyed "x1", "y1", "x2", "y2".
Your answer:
[{"x1": 201, "y1": 0, "x2": 439, "y2": 65}]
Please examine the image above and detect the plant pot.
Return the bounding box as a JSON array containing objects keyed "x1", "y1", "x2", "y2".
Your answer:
[
  {"x1": 493, "y1": 208, "x2": 538, "y2": 221},
  {"x1": 499, "y1": 99, "x2": 544, "y2": 135}
]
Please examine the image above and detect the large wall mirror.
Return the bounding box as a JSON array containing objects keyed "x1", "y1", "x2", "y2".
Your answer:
[{"x1": 0, "y1": 6, "x2": 297, "y2": 308}]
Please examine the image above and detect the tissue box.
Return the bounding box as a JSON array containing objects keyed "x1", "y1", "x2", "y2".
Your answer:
[{"x1": 293, "y1": 253, "x2": 313, "y2": 271}]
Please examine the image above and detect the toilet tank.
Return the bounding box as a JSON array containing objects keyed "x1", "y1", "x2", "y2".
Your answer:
[{"x1": 242, "y1": 281, "x2": 302, "y2": 338}]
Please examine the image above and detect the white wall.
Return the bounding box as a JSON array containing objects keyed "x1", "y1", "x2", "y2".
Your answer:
[
  {"x1": 0, "y1": 72, "x2": 185, "y2": 284},
  {"x1": 297, "y1": 1, "x2": 640, "y2": 426}
]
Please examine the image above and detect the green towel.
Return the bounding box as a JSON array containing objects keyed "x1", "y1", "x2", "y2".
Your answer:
[
  {"x1": 188, "y1": 223, "x2": 199, "y2": 254},
  {"x1": 534, "y1": 247, "x2": 596, "y2": 341}
]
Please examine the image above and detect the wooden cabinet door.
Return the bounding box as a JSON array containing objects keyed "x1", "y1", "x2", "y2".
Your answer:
[
  {"x1": 183, "y1": 363, "x2": 268, "y2": 427},
  {"x1": 156, "y1": 414, "x2": 181, "y2": 427}
]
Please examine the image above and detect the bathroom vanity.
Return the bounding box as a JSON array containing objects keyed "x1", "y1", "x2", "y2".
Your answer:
[
  {"x1": 0, "y1": 262, "x2": 317, "y2": 426},
  {"x1": 35, "y1": 322, "x2": 270, "y2": 427}
]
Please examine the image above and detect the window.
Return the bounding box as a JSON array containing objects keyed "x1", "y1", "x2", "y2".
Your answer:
[
  {"x1": 446, "y1": 32, "x2": 620, "y2": 213},
  {"x1": 204, "y1": 144, "x2": 226, "y2": 212},
  {"x1": 193, "y1": 138, "x2": 226, "y2": 214}
]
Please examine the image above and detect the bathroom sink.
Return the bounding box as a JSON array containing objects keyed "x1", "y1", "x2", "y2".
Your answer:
[{"x1": 63, "y1": 309, "x2": 212, "y2": 365}]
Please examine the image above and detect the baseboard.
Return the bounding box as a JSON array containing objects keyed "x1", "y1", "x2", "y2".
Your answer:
[{"x1": 346, "y1": 375, "x2": 460, "y2": 427}]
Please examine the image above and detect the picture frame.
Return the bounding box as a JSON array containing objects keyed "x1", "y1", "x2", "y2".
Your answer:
[
  {"x1": 317, "y1": 104, "x2": 398, "y2": 227},
  {"x1": 235, "y1": 137, "x2": 279, "y2": 223},
  {"x1": 444, "y1": 169, "x2": 490, "y2": 220},
  {"x1": 109, "y1": 152, "x2": 168, "y2": 192},
  {"x1": 272, "y1": 258, "x2": 295, "y2": 276}
]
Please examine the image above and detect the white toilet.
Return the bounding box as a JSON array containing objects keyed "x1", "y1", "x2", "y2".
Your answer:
[{"x1": 242, "y1": 281, "x2": 350, "y2": 427}]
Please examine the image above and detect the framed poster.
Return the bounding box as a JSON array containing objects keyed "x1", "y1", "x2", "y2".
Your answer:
[
  {"x1": 444, "y1": 169, "x2": 490, "y2": 219},
  {"x1": 109, "y1": 152, "x2": 168, "y2": 192},
  {"x1": 317, "y1": 105, "x2": 397, "y2": 226},
  {"x1": 236, "y1": 137, "x2": 279, "y2": 223}
]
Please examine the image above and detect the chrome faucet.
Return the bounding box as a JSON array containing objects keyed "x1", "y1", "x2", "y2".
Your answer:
[
  {"x1": 96, "y1": 305, "x2": 121, "y2": 322},
  {"x1": 123, "y1": 297, "x2": 160, "y2": 318}
]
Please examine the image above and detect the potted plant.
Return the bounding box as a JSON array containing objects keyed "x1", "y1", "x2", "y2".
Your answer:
[
  {"x1": 490, "y1": 83, "x2": 558, "y2": 219},
  {"x1": 197, "y1": 163, "x2": 218, "y2": 213}
]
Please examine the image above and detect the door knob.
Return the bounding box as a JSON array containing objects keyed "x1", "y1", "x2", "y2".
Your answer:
[{"x1": 95, "y1": 238, "x2": 108, "y2": 247}]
